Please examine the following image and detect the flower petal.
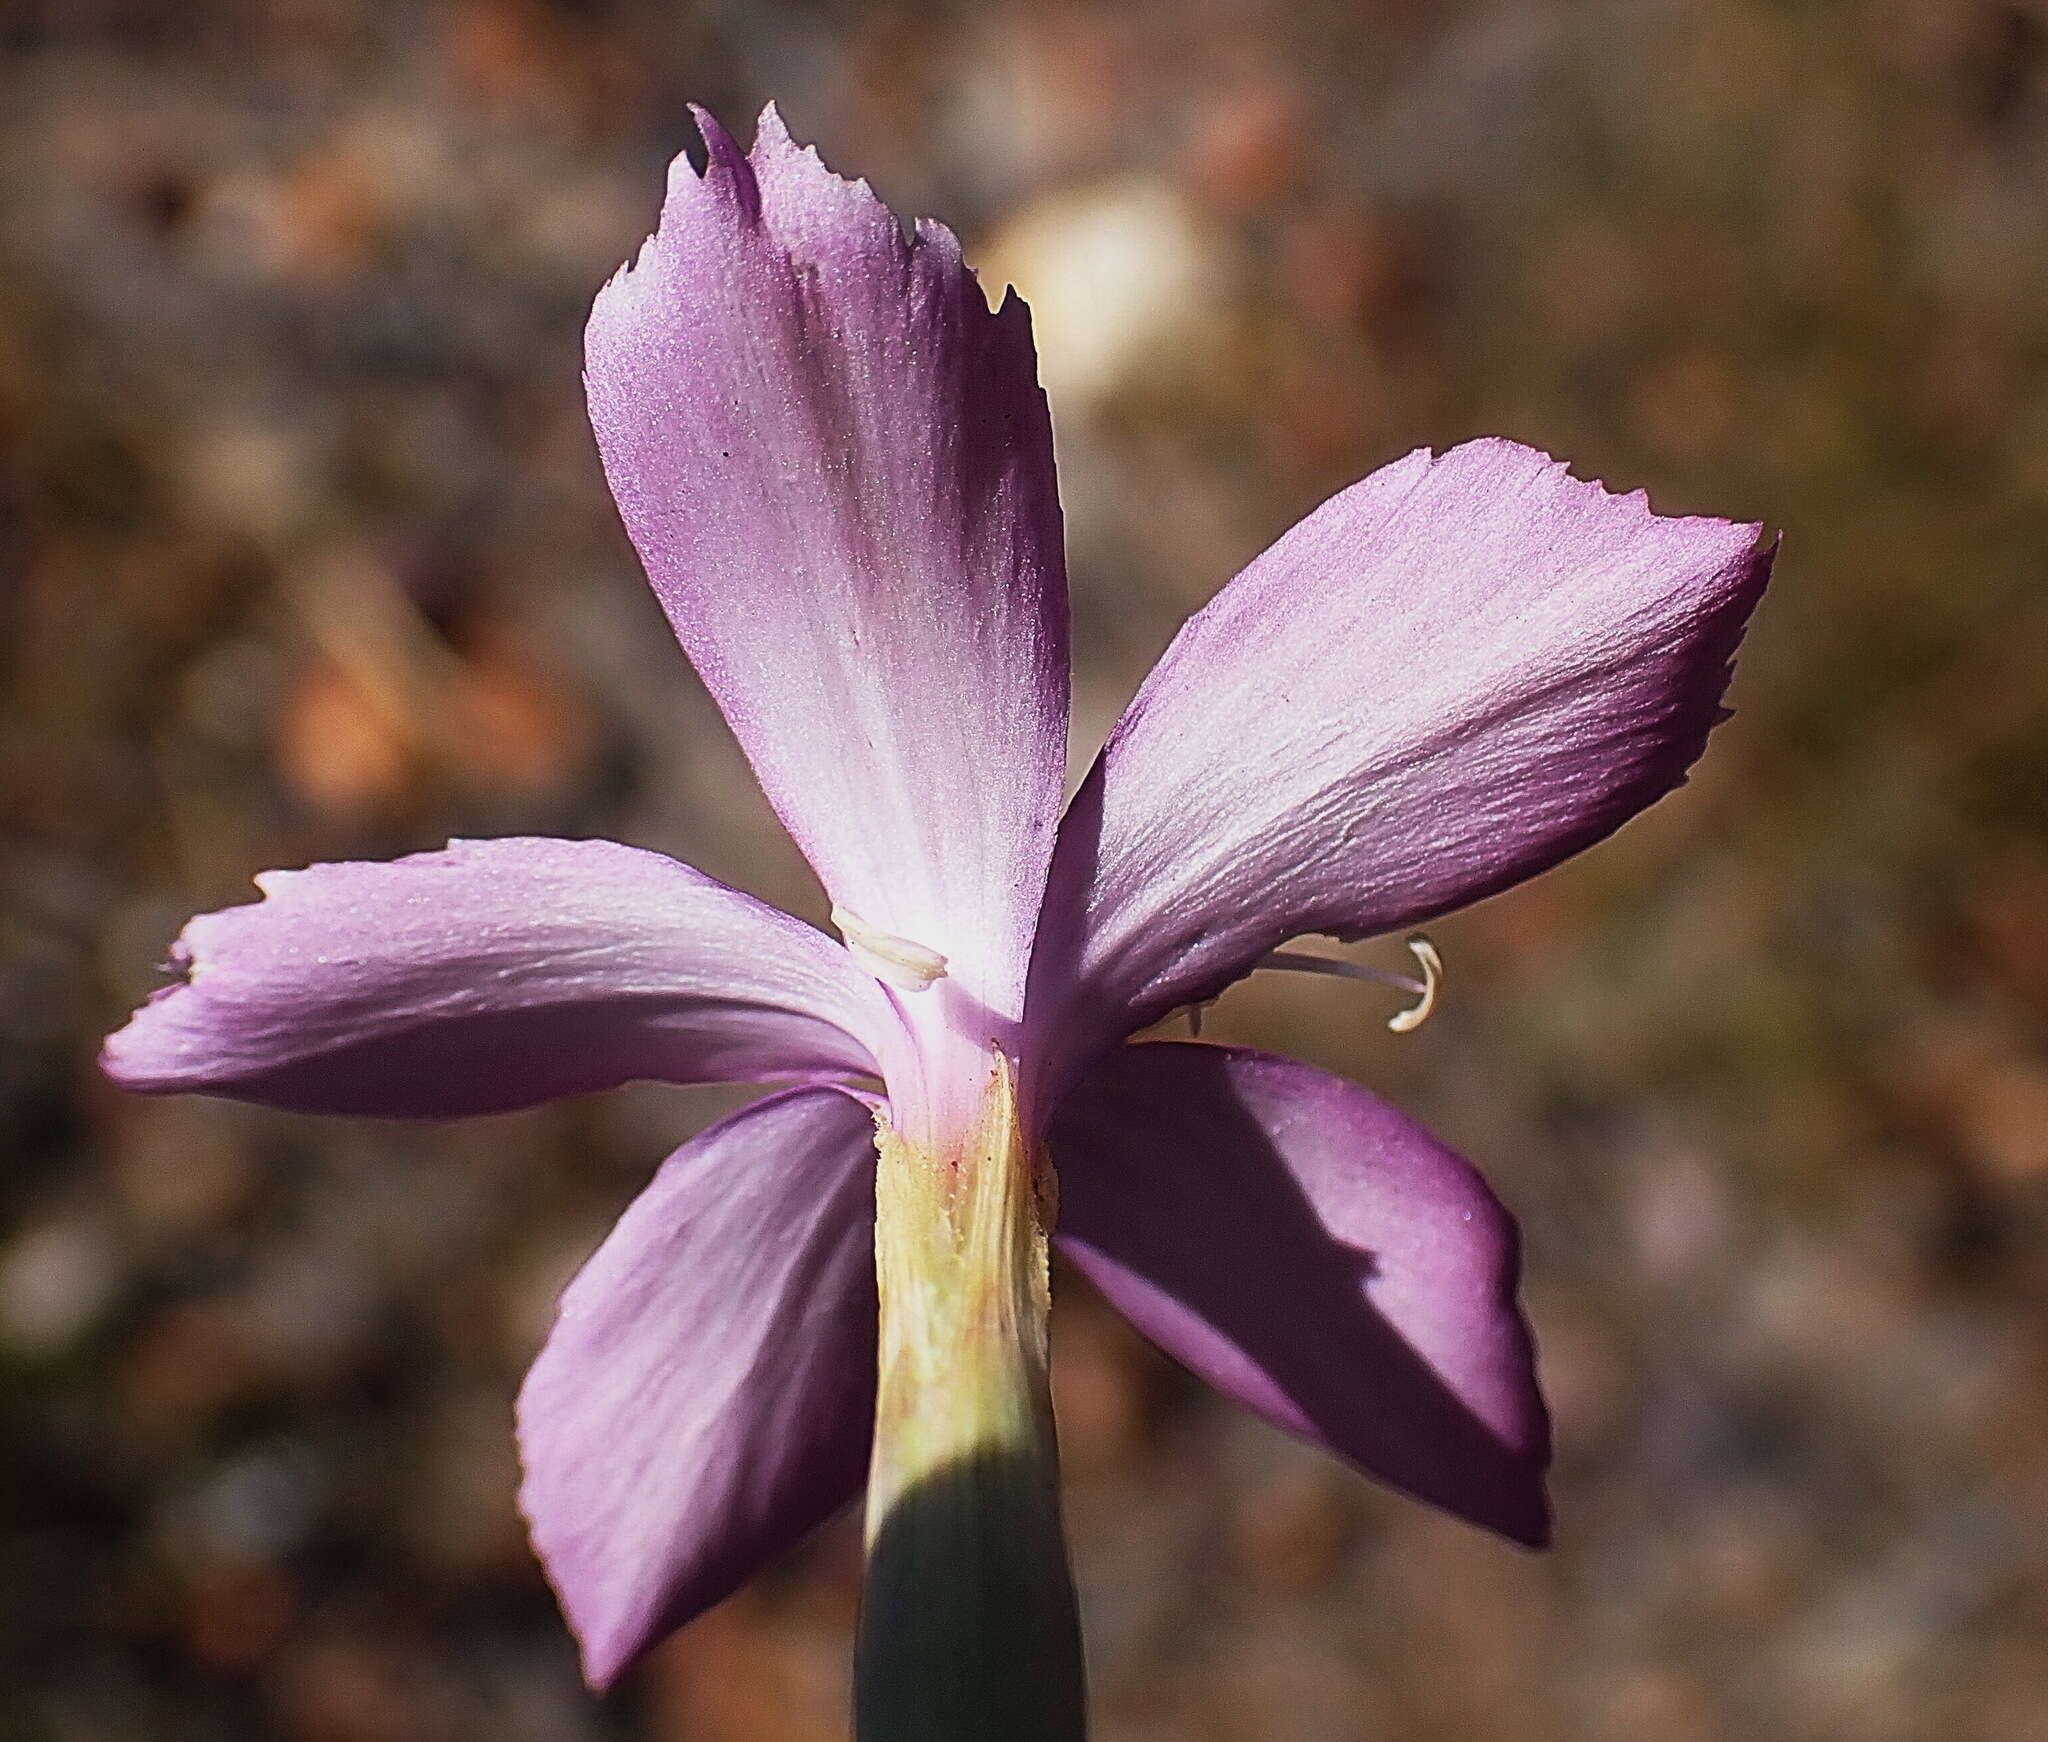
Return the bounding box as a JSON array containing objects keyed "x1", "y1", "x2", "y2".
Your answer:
[
  {"x1": 102, "y1": 837, "x2": 886, "y2": 1116},
  {"x1": 1051, "y1": 1042, "x2": 1549, "y2": 1545},
  {"x1": 587, "y1": 106, "x2": 1069, "y2": 1024},
  {"x1": 1034, "y1": 439, "x2": 1771, "y2": 1067},
  {"x1": 518, "y1": 1087, "x2": 879, "y2": 1687}
]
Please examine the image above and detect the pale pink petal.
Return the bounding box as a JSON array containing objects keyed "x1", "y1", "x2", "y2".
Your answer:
[
  {"x1": 518, "y1": 1087, "x2": 879, "y2": 1686},
  {"x1": 587, "y1": 106, "x2": 1068, "y2": 1024},
  {"x1": 1034, "y1": 439, "x2": 1771, "y2": 1070},
  {"x1": 1052, "y1": 1042, "x2": 1549, "y2": 1545},
  {"x1": 102, "y1": 838, "x2": 886, "y2": 1116}
]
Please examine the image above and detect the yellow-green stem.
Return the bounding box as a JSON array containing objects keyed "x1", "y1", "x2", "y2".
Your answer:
[{"x1": 854, "y1": 1055, "x2": 1087, "y2": 1741}]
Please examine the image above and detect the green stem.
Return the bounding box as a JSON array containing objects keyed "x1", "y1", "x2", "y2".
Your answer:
[{"x1": 854, "y1": 1055, "x2": 1087, "y2": 1741}]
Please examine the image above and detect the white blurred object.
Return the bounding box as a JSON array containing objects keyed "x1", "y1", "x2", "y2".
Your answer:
[
  {"x1": 978, "y1": 177, "x2": 1235, "y2": 418},
  {"x1": 0, "y1": 1214, "x2": 120, "y2": 1356}
]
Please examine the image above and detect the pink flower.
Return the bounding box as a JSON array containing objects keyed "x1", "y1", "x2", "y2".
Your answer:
[{"x1": 104, "y1": 106, "x2": 1773, "y2": 1689}]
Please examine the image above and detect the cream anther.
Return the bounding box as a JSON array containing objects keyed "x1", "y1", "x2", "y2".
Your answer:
[
  {"x1": 831, "y1": 905, "x2": 949, "y2": 992},
  {"x1": 1384, "y1": 934, "x2": 1441, "y2": 1033}
]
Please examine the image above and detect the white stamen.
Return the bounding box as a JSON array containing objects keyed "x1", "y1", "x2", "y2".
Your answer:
[
  {"x1": 832, "y1": 905, "x2": 949, "y2": 992},
  {"x1": 1258, "y1": 951, "x2": 1423, "y2": 995},
  {"x1": 1257, "y1": 933, "x2": 1443, "y2": 1033}
]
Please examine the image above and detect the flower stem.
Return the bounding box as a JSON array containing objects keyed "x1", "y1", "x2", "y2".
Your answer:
[{"x1": 855, "y1": 1054, "x2": 1087, "y2": 1741}]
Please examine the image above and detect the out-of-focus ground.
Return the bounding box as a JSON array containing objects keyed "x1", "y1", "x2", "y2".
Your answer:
[{"x1": 3, "y1": 1, "x2": 2045, "y2": 1738}]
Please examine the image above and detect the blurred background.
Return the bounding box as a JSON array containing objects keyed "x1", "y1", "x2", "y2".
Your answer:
[{"x1": 4, "y1": 1, "x2": 2045, "y2": 1737}]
